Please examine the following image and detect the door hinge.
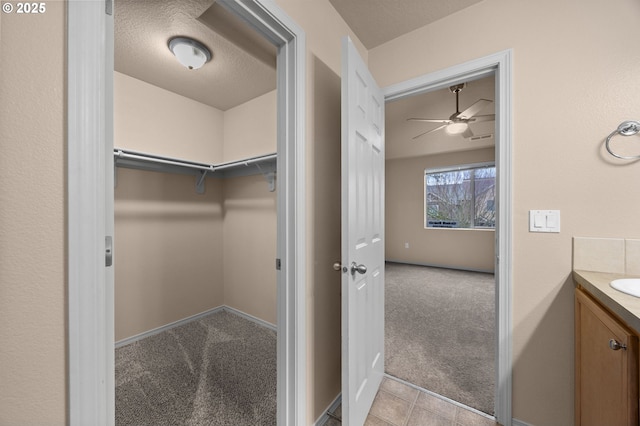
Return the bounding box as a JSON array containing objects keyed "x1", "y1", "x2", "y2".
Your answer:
[
  {"x1": 276, "y1": 258, "x2": 281, "y2": 270},
  {"x1": 106, "y1": 0, "x2": 113, "y2": 16},
  {"x1": 105, "y1": 236, "x2": 113, "y2": 267}
]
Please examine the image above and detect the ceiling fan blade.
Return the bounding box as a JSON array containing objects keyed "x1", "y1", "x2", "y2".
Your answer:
[
  {"x1": 461, "y1": 127, "x2": 474, "y2": 139},
  {"x1": 469, "y1": 114, "x2": 495, "y2": 123},
  {"x1": 407, "y1": 118, "x2": 452, "y2": 124},
  {"x1": 412, "y1": 124, "x2": 447, "y2": 140},
  {"x1": 457, "y1": 99, "x2": 492, "y2": 119}
]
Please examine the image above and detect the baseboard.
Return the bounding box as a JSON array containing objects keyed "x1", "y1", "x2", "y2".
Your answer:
[
  {"x1": 385, "y1": 259, "x2": 494, "y2": 274},
  {"x1": 222, "y1": 305, "x2": 277, "y2": 332},
  {"x1": 314, "y1": 393, "x2": 342, "y2": 425},
  {"x1": 512, "y1": 419, "x2": 533, "y2": 426},
  {"x1": 115, "y1": 305, "x2": 275, "y2": 348}
]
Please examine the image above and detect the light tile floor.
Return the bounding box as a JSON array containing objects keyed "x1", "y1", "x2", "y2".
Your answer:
[{"x1": 325, "y1": 376, "x2": 499, "y2": 426}]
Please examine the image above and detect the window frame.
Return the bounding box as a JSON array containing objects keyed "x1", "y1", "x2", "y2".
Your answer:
[{"x1": 424, "y1": 161, "x2": 496, "y2": 230}]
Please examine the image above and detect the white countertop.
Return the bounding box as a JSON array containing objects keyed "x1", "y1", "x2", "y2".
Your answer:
[{"x1": 574, "y1": 270, "x2": 640, "y2": 334}]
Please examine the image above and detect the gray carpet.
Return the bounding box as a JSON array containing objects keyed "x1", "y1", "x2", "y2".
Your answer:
[
  {"x1": 115, "y1": 310, "x2": 277, "y2": 425},
  {"x1": 385, "y1": 262, "x2": 495, "y2": 415}
]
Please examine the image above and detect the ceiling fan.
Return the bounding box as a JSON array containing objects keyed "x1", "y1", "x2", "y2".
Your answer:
[{"x1": 407, "y1": 83, "x2": 494, "y2": 140}]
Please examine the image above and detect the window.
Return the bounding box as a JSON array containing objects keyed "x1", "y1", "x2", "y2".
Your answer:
[{"x1": 425, "y1": 163, "x2": 495, "y2": 229}]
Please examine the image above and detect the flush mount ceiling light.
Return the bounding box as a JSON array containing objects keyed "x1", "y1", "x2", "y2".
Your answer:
[{"x1": 168, "y1": 37, "x2": 212, "y2": 70}]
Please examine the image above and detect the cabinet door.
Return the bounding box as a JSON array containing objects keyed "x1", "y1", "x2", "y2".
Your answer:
[{"x1": 575, "y1": 289, "x2": 639, "y2": 426}]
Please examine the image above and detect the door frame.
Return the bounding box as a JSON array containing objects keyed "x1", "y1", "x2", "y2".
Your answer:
[
  {"x1": 383, "y1": 49, "x2": 513, "y2": 425},
  {"x1": 67, "y1": 0, "x2": 307, "y2": 425}
]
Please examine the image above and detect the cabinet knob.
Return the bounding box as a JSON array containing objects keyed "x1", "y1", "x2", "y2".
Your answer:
[{"x1": 609, "y1": 339, "x2": 627, "y2": 351}]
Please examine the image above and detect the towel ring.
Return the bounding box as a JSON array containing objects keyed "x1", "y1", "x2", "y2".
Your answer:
[{"x1": 605, "y1": 120, "x2": 640, "y2": 160}]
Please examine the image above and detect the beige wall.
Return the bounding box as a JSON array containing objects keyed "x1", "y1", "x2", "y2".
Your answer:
[
  {"x1": 114, "y1": 73, "x2": 226, "y2": 341},
  {"x1": 221, "y1": 91, "x2": 278, "y2": 325},
  {"x1": 114, "y1": 169, "x2": 277, "y2": 342},
  {"x1": 0, "y1": 2, "x2": 67, "y2": 424},
  {"x1": 223, "y1": 90, "x2": 277, "y2": 162},
  {"x1": 114, "y1": 169, "x2": 224, "y2": 341},
  {"x1": 115, "y1": 71, "x2": 224, "y2": 164},
  {"x1": 222, "y1": 174, "x2": 277, "y2": 325},
  {"x1": 370, "y1": 0, "x2": 640, "y2": 424},
  {"x1": 386, "y1": 148, "x2": 495, "y2": 272}
]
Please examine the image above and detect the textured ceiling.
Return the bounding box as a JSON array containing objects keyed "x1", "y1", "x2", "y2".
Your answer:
[
  {"x1": 328, "y1": 0, "x2": 484, "y2": 49},
  {"x1": 114, "y1": 0, "x2": 485, "y2": 116},
  {"x1": 114, "y1": 0, "x2": 277, "y2": 111}
]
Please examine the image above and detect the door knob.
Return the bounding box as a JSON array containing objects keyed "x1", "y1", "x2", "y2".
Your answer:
[
  {"x1": 609, "y1": 339, "x2": 627, "y2": 351},
  {"x1": 350, "y1": 262, "x2": 367, "y2": 275},
  {"x1": 333, "y1": 261, "x2": 343, "y2": 272}
]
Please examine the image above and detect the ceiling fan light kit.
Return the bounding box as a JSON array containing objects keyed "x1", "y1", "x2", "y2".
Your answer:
[
  {"x1": 408, "y1": 82, "x2": 495, "y2": 140},
  {"x1": 445, "y1": 121, "x2": 469, "y2": 135},
  {"x1": 168, "y1": 37, "x2": 212, "y2": 70}
]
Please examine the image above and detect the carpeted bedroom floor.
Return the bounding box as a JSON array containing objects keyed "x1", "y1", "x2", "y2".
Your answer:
[
  {"x1": 385, "y1": 262, "x2": 496, "y2": 415},
  {"x1": 115, "y1": 310, "x2": 276, "y2": 425}
]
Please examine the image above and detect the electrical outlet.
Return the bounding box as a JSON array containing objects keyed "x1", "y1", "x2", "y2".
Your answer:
[{"x1": 405, "y1": 242, "x2": 409, "y2": 249}]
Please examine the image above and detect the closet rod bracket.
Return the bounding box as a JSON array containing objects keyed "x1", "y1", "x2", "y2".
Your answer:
[
  {"x1": 196, "y1": 167, "x2": 214, "y2": 194},
  {"x1": 265, "y1": 171, "x2": 276, "y2": 192},
  {"x1": 254, "y1": 162, "x2": 276, "y2": 192}
]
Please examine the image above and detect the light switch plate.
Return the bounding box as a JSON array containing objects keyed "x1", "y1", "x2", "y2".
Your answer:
[{"x1": 529, "y1": 210, "x2": 560, "y2": 233}]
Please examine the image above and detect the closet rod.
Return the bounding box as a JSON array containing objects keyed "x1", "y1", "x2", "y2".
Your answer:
[
  {"x1": 114, "y1": 149, "x2": 277, "y2": 173},
  {"x1": 213, "y1": 153, "x2": 278, "y2": 171},
  {"x1": 114, "y1": 149, "x2": 214, "y2": 172}
]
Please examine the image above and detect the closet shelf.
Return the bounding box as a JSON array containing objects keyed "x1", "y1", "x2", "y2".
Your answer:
[{"x1": 114, "y1": 148, "x2": 277, "y2": 193}]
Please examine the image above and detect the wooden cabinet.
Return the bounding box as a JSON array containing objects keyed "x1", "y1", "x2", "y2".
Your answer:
[{"x1": 575, "y1": 288, "x2": 639, "y2": 426}]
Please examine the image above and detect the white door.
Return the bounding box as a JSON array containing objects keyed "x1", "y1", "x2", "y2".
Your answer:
[{"x1": 341, "y1": 36, "x2": 385, "y2": 426}]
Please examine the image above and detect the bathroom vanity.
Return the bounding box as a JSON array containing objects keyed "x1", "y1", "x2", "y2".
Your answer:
[{"x1": 574, "y1": 270, "x2": 640, "y2": 426}]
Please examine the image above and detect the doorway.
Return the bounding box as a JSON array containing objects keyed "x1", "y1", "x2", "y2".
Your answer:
[
  {"x1": 381, "y1": 51, "x2": 513, "y2": 425},
  {"x1": 384, "y1": 75, "x2": 496, "y2": 415},
  {"x1": 67, "y1": 1, "x2": 306, "y2": 425},
  {"x1": 337, "y1": 41, "x2": 511, "y2": 425}
]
